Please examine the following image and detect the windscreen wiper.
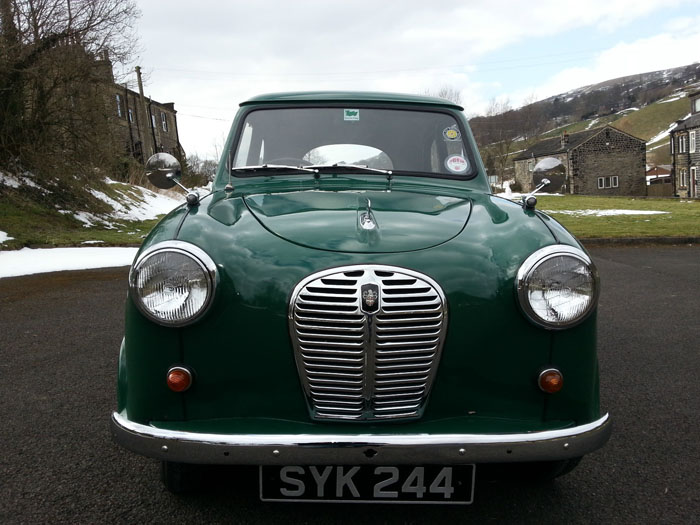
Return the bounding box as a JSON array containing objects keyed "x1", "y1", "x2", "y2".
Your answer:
[
  {"x1": 231, "y1": 164, "x2": 319, "y2": 174},
  {"x1": 306, "y1": 163, "x2": 393, "y2": 175}
]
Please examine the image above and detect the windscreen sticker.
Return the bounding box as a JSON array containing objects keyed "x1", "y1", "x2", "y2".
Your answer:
[
  {"x1": 443, "y1": 125, "x2": 461, "y2": 141},
  {"x1": 344, "y1": 109, "x2": 360, "y2": 121},
  {"x1": 445, "y1": 155, "x2": 469, "y2": 174}
]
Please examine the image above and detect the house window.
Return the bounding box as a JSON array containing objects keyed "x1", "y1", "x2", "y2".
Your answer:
[
  {"x1": 679, "y1": 135, "x2": 687, "y2": 153},
  {"x1": 151, "y1": 114, "x2": 156, "y2": 129},
  {"x1": 527, "y1": 159, "x2": 535, "y2": 172},
  {"x1": 694, "y1": 98, "x2": 700, "y2": 113},
  {"x1": 690, "y1": 131, "x2": 696, "y2": 153},
  {"x1": 161, "y1": 112, "x2": 168, "y2": 132},
  {"x1": 598, "y1": 176, "x2": 618, "y2": 189},
  {"x1": 116, "y1": 94, "x2": 123, "y2": 118},
  {"x1": 128, "y1": 108, "x2": 134, "y2": 123},
  {"x1": 680, "y1": 168, "x2": 687, "y2": 187}
]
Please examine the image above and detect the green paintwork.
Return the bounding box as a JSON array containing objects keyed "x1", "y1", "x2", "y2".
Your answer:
[
  {"x1": 244, "y1": 189, "x2": 471, "y2": 253},
  {"x1": 242, "y1": 91, "x2": 464, "y2": 110},
  {"x1": 117, "y1": 93, "x2": 601, "y2": 439}
]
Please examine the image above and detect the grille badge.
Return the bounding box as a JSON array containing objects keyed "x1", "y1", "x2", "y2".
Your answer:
[{"x1": 361, "y1": 284, "x2": 379, "y2": 313}]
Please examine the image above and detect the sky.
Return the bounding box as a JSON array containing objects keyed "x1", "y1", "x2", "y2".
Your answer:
[{"x1": 122, "y1": 0, "x2": 700, "y2": 159}]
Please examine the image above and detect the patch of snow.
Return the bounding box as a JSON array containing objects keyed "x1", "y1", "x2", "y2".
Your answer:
[
  {"x1": 81, "y1": 240, "x2": 105, "y2": 245},
  {"x1": 0, "y1": 247, "x2": 138, "y2": 279},
  {"x1": 73, "y1": 211, "x2": 101, "y2": 227},
  {"x1": 1, "y1": 231, "x2": 15, "y2": 244},
  {"x1": 0, "y1": 172, "x2": 20, "y2": 188},
  {"x1": 658, "y1": 93, "x2": 686, "y2": 104},
  {"x1": 0, "y1": 171, "x2": 49, "y2": 193},
  {"x1": 646, "y1": 114, "x2": 690, "y2": 146},
  {"x1": 647, "y1": 143, "x2": 668, "y2": 152},
  {"x1": 543, "y1": 209, "x2": 668, "y2": 217},
  {"x1": 89, "y1": 184, "x2": 181, "y2": 222},
  {"x1": 586, "y1": 118, "x2": 599, "y2": 130}
]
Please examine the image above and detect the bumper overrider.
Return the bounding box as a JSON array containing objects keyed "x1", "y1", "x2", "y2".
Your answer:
[{"x1": 111, "y1": 412, "x2": 611, "y2": 465}]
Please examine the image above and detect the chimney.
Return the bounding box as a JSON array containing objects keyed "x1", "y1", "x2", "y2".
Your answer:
[{"x1": 561, "y1": 132, "x2": 569, "y2": 148}]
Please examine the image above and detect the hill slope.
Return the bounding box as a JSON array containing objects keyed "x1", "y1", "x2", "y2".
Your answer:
[{"x1": 471, "y1": 62, "x2": 700, "y2": 170}]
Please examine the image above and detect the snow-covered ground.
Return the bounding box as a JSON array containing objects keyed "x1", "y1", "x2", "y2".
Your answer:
[
  {"x1": 0, "y1": 247, "x2": 137, "y2": 279},
  {"x1": 647, "y1": 114, "x2": 691, "y2": 145},
  {"x1": 543, "y1": 209, "x2": 669, "y2": 217}
]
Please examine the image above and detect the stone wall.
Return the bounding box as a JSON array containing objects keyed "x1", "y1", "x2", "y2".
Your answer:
[
  {"x1": 672, "y1": 130, "x2": 700, "y2": 198},
  {"x1": 570, "y1": 128, "x2": 646, "y2": 196},
  {"x1": 110, "y1": 87, "x2": 180, "y2": 162}
]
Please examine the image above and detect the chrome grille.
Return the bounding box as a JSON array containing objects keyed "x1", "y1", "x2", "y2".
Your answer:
[{"x1": 289, "y1": 266, "x2": 447, "y2": 421}]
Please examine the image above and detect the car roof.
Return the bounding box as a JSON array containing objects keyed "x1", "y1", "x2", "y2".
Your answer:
[{"x1": 241, "y1": 91, "x2": 463, "y2": 110}]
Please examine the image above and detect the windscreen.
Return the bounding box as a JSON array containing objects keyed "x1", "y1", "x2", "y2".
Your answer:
[{"x1": 232, "y1": 107, "x2": 474, "y2": 178}]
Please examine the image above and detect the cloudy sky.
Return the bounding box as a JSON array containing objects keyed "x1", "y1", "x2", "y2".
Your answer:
[{"x1": 129, "y1": 0, "x2": 700, "y2": 159}]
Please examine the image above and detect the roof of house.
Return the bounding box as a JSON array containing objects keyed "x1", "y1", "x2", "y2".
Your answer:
[
  {"x1": 673, "y1": 112, "x2": 700, "y2": 132},
  {"x1": 512, "y1": 125, "x2": 643, "y2": 161}
]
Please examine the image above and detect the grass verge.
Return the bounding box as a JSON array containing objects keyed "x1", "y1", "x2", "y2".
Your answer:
[{"x1": 538, "y1": 195, "x2": 699, "y2": 239}]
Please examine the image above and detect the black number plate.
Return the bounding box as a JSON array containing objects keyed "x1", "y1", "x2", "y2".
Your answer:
[{"x1": 260, "y1": 465, "x2": 475, "y2": 504}]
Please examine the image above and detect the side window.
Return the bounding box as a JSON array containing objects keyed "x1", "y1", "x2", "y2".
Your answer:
[
  {"x1": 116, "y1": 94, "x2": 123, "y2": 118},
  {"x1": 233, "y1": 123, "x2": 253, "y2": 167},
  {"x1": 161, "y1": 112, "x2": 168, "y2": 133}
]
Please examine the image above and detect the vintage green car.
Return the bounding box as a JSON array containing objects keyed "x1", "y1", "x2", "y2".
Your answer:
[{"x1": 111, "y1": 92, "x2": 611, "y2": 503}]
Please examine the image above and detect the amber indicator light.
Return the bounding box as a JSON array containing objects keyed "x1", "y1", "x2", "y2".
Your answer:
[
  {"x1": 539, "y1": 369, "x2": 563, "y2": 394},
  {"x1": 166, "y1": 367, "x2": 192, "y2": 392}
]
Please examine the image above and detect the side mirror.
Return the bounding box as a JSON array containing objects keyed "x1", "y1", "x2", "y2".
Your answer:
[{"x1": 146, "y1": 153, "x2": 182, "y2": 189}]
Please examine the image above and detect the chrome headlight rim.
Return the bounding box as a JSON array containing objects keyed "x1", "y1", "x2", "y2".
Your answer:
[
  {"x1": 129, "y1": 240, "x2": 218, "y2": 327},
  {"x1": 516, "y1": 244, "x2": 599, "y2": 330}
]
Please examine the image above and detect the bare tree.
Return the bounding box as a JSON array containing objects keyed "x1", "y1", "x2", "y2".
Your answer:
[
  {"x1": 0, "y1": 0, "x2": 140, "y2": 173},
  {"x1": 423, "y1": 86, "x2": 462, "y2": 105}
]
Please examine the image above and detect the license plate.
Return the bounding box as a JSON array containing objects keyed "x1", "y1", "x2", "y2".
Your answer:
[{"x1": 259, "y1": 465, "x2": 475, "y2": 504}]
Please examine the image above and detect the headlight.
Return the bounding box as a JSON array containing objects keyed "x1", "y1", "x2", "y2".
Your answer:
[
  {"x1": 129, "y1": 241, "x2": 217, "y2": 326},
  {"x1": 516, "y1": 245, "x2": 598, "y2": 329}
]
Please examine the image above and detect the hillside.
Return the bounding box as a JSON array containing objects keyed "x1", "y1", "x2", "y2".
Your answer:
[
  {"x1": 0, "y1": 171, "x2": 184, "y2": 250},
  {"x1": 471, "y1": 62, "x2": 700, "y2": 175}
]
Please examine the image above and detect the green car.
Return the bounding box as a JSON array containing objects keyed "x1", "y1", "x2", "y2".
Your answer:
[{"x1": 111, "y1": 92, "x2": 611, "y2": 503}]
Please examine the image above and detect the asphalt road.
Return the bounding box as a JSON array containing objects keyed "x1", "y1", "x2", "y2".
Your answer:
[{"x1": 0, "y1": 245, "x2": 698, "y2": 524}]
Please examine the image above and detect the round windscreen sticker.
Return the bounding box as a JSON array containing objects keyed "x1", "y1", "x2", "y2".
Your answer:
[
  {"x1": 443, "y1": 125, "x2": 461, "y2": 141},
  {"x1": 445, "y1": 155, "x2": 469, "y2": 174}
]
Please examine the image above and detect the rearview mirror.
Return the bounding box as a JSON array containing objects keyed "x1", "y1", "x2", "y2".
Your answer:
[{"x1": 146, "y1": 153, "x2": 181, "y2": 189}]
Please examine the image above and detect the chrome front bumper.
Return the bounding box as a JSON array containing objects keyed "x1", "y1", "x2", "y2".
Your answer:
[{"x1": 111, "y1": 412, "x2": 611, "y2": 465}]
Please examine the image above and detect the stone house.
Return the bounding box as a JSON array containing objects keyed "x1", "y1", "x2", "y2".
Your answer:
[
  {"x1": 98, "y1": 53, "x2": 183, "y2": 163},
  {"x1": 512, "y1": 125, "x2": 646, "y2": 195},
  {"x1": 669, "y1": 91, "x2": 700, "y2": 198}
]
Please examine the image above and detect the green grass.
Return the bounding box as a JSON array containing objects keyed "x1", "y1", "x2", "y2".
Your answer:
[
  {"x1": 614, "y1": 97, "x2": 688, "y2": 141},
  {"x1": 0, "y1": 184, "x2": 161, "y2": 250},
  {"x1": 537, "y1": 195, "x2": 700, "y2": 239}
]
